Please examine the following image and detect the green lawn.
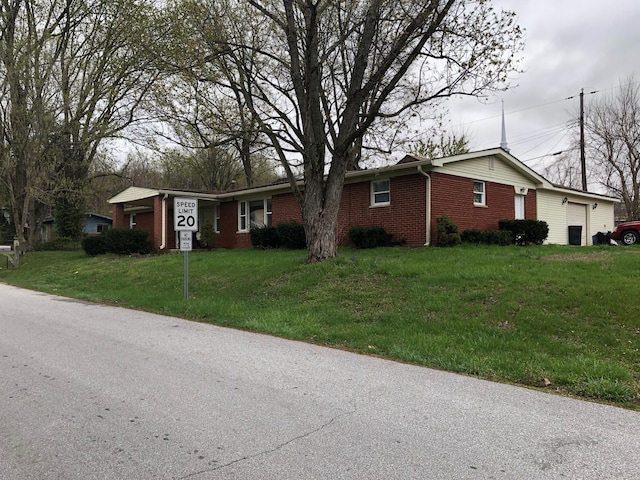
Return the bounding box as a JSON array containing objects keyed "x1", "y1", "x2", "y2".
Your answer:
[{"x1": 2, "y1": 244, "x2": 639, "y2": 408}]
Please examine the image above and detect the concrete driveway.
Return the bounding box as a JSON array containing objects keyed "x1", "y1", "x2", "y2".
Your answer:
[{"x1": 1, "y1": 283, "x2": 639, "y2": 479}]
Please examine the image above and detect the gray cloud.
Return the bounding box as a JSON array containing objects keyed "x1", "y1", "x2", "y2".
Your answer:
[{"x1": 443, "y1": 0, "x2": 640, "y2": 170}]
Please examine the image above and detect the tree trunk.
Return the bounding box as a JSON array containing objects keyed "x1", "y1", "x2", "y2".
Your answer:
[
  {"x1": 302, "y1": 154, "x2": 348, "y2": 263},
  {"x1": 304, "y1": 214, "x2": 338, "y2": 263}
]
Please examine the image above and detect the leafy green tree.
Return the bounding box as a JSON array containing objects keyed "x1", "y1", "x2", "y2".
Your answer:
[
  {"x1": 147, "y1": 0, "x2": 271, "y2": 188},
  {"x1": 0, "y1": 0, "x2": 161, "y2": 249},
  {"x1": 412, "y1": 134, "x2": 470, "y2": 159}
]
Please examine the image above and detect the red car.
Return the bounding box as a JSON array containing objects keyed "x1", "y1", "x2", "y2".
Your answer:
[{"x1": 610, "y1": 221, "x2": 640, "y2": 245}]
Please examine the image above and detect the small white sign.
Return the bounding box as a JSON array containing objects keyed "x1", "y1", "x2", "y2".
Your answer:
[
  {"x1": 179, "y1": 231, "x2": 192, "y2": 251},
  {"x1": 174, "y1": 197, "x2": 198, "y2": 232}
]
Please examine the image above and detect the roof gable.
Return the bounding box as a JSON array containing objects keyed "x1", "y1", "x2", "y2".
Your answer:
[
  {"x1": 108, "y1": 187, "x2": 163, "y2": 204},
  {"x1": 399, "y1": 148, "x2": 553, "y2": 187}
]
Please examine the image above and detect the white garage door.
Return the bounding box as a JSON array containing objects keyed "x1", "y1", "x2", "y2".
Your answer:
[{"x1": 567, "y1": 202, "x2": 587, "y2": 245}]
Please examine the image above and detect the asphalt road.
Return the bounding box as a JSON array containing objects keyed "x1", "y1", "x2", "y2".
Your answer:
[{"x1": 1, "y1": 283, "x2": 639, "y2": 479}]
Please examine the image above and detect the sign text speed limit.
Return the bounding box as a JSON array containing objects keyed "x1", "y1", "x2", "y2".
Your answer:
[{"x1": 174, "y1": 198, "x2": 198, "y2": 232}]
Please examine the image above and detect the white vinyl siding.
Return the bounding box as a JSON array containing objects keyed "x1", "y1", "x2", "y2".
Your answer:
[
  {"x1": 567, "y1": 202, "x2": 587, "y2": 245},
  {"x1": 537, "y1": 189, "x2": 616, "y2": 245},
  {"x1": 439, "y1": 155, "x2": 537, "y2": 189}
]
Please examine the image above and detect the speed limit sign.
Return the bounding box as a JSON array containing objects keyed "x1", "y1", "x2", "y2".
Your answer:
[{"x1": 174, "y1": 198, "x2": 198, "y2": 232}]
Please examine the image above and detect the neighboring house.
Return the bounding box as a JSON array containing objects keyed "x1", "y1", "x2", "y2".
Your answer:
[
  {"x1": 42, "y1": 212, "x2": 112, "y2": 242},
  {"x1": 107, "y1": 148, "x2": 618, "y2": 250}
]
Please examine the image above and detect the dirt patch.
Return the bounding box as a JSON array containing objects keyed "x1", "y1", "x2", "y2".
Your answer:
[{"x1": 541, "y1": 252, "x2": 612, "y2": 262}]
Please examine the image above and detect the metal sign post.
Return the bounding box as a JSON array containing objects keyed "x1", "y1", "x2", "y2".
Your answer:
[
  {"x1": 175, "y1": 198, "x2": 198, "y2": 300},
  {"x1": 179, "y1": 231, "x2": 192, "y2": 299},
  {"x1": 184, "y1": 249, "x2": 188, "y2": 299}
]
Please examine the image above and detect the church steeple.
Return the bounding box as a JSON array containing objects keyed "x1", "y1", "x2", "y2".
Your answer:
[{"x1": 500, "y1": 99, "x2": 510, "y2": 152}]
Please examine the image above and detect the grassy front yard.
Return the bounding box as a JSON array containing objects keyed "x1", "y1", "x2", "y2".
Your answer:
[{"x1": 2, "y1": 244, "x2": 639, "y2": 408}]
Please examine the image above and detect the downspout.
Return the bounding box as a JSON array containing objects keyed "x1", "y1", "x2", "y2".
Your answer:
[
  {"x1": 160, "y1": 194, "x2": 168, "y2": 250},
  {"x1": 417, "y1": 166, "x2": 431, "y2": 246}
]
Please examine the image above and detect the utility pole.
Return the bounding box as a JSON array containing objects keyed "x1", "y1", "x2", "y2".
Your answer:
[
  {"x1": 579, "y1": 89, "x2": 587, "y2": 191},
  {"x1": 568, "y1": 89, "x2": 597, "y2": 191}
]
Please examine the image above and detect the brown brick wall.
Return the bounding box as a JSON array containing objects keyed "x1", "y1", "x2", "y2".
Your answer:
[
  {"x1": 117, "y1": 172, "x2": 539, "y2": 250},
  {"x1": 525, "y1": 189, "x2": 537, "y2": 219},
  {"x1": 429, "y1": 173, "x2": 537, "y2": 244},
  {"x1": 133, "y1": 211, "x2": 154, "y2": 240},
  {"x1": 216, "y1": 201, "x2": 238, "y2": 249},
  {"x1": 338, "y1": 174, "x2": 427, "y2": 246},
  {"x1": 112, "y1": 204, "x2": 126, "y2": 228},
  {"x1": 153, "y1": 196, "x2": 163, "y2": 250},
  {"x1": 272, "y1": 193, "x2": 303, "y2": 224}
]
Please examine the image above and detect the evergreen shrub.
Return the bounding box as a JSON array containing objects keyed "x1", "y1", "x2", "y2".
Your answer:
[
  {"x1": 250, "y1": 225, "x2": 281, "y2": 248},
  {"x1": 199, "y1": 221, "x2": 217, "y2": 249},
  {"x1": 81, "y1": 235, "x2": 107, "y2": 256},
  {"x1": 37, "y1": 237, "x2": 82, "y2": 251},
  {"x1": 348, "y1": 225, "x2": 398, "y2": 249},
  {"x1": 498, "y1": 219, "x2": 549, "y2": 245},
  {"x1": 461, "y1": 229, "x2": 512, "y2": 246},
  {"x1": 276, "y1": 222, "x2": 306, "y2": 249},
  {"x1": 104, "y1": 228, "x2": 151, "y2": 254},
  {"x1": 436, "y1": 216, "x2": 461, "y2": 247}
]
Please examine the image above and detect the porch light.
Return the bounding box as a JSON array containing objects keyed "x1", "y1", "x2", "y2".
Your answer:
[{"x1": 562, "y1": 197, "x2": 568, "y2": 205}]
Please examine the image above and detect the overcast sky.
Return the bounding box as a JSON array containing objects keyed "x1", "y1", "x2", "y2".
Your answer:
[{"x1": 443, "y1": 0, "x2": 640, "y2": 173}]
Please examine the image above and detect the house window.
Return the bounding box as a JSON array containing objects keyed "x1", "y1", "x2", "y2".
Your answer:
[
  {"x1": 129, "y1": 214, "x2": 137, "y2": 229},
  {"x1": 473, "y1": 181, "x2": 486, "y2": 206},
  {"x1": 238, "y1": 198, "x2": 272, "y2": 231},
  {"x1": 239, "y1": 201, "x2": 247, "y2": 231},
  {"x1": 214, "y1": 205, "x2": 221, "y2": 233},
  {"x1": 371, "y1": 179, "x2": 390, "y2": 206},
  {"x1": 97, "y1": 224, "x2": 110, "y2": 233}
]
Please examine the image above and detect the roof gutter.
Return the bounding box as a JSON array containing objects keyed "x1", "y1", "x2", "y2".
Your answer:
[
  {"x1": 417, "y1": 165, "x2": 431, "y2": 246},
  {"x1": 160, "y1": 194, "x2": 168, "y2": 250}
]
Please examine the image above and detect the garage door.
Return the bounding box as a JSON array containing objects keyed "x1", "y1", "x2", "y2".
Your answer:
[{"x1": 567, "y1": 202, "x2": 587, "y2": 245}]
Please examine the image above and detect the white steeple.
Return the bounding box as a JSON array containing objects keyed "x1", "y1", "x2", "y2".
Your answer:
[{"x1": 500, "y1": 99, "x2": 510, "y2": 152}]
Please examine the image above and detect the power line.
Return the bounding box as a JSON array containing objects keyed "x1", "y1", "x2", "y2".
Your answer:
[
  {"x1": 451, "y1": 95, "x2": 573, "y2": 129},
  {"x1": 522, "y1": 150, "x2": 565, "y2": 163}
]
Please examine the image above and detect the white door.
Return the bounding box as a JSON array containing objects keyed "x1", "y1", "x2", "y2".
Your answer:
[
  {"x1": 567, "y1": 202, "x2": 587, "y2": 245},
  {"x1": 514, "y1": 194, "x2": 525, "y2": 220}
]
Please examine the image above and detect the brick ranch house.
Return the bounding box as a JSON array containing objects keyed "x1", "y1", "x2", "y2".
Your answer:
[{"x1": 108, "y1": 148, "x2": 618, "y2": 250}]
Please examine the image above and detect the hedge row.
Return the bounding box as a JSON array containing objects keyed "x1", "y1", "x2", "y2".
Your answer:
[
  {"x1": 461, "y1": 229, "x2": 512, "y2": 246},
  {"x1": 250, "y1": 222, "x2": 307, "y2": 249},
  {"x1": 81, "y1": 228, "x2": 152, "y2": 256},
  {"x1": 440, "y1": 217, "x2": 550, "y2": 246},
  {"x1": 498, "y1": 219, "x2": 549, "y2": 245}
]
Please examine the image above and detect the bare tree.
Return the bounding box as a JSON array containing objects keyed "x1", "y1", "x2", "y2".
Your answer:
[
  {"x1": 542, "y1": 149, "x2": 583, "y2": 190},
  {"x1": 200, "y1": 0, "x2": 523, "y2": 262},
  {"x1": 585, "y1": 77, "x2": 640, "y2": 220}
]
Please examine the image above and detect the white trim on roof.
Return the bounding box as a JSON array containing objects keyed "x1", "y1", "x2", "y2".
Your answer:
[
  {"x1": 107, "y1": 149, "x2": 619, "y2": 205},
  {"x1": 108, "y1": 186, "x2": 220, "y2": 204}
]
